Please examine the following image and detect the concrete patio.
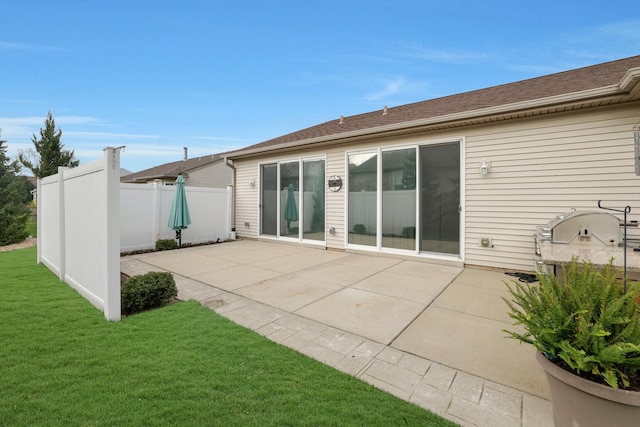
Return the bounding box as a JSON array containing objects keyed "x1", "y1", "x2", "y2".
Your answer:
[{"x1": 121, "y1": 239, "x2": 554, "y2": 427}]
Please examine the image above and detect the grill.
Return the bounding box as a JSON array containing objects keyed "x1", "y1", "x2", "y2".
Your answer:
[
  {"x1": 536, "y1": 211, "x2": 621, "y2": 255},
  {"x1": 534, "y1": 210, "x2": 621, "y2": 257},
  {"x1": 534, "y1": 204, "x2": 640, "y2": 289},
  {"x1": 533, "y1": 206, "x2": 640, "y2": 291}
]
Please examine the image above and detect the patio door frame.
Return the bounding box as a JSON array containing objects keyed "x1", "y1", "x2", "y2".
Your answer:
[
  {"x1": 345, "y1": 138, "x2": 465, "y2": 262},
  {"x1": 258, "y1": 156, "x2": 327, "y2": 245}
]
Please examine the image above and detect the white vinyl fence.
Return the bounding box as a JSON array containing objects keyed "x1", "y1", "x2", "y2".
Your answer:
[
  {"x1": 38, "y1": 149, "x2": 233, "y2": 322},
  {"x1": 348, "y1": 191, "x2": 416, "y2": 236},
  {"x1": 120, "y1": 182, "x2": 232, "y2": 252},
  {"x1": 38, "y1": 148, "x2": 121, "y2": 321}
]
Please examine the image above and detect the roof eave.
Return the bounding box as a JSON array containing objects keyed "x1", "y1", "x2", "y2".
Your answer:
[{"x1": 229, "y1": 67, "x2": 640, "y2": 160}]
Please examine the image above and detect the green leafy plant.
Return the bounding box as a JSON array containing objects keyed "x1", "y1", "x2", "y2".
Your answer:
[
  {"x1": 155, "y1": 239, "x2": 178, "y2": 251},
  {"x1": 353, "y1": 224, "x2": 366, "y2": 235},
  {"x1": 121, "y1": 271, "x2": 177, "y2": 315},
  {"x1": 503, "y1": 258, "x2": 640, "y2": 389}
]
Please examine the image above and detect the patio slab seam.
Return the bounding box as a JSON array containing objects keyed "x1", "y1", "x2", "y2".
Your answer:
[{"x1": 386, "y1": 267, "x2": 466, "y2": 344}]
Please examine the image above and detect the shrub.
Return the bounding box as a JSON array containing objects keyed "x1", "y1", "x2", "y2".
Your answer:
[
  {"x1": 121, "y1": 272, "x2": 178, "y2": 315},
  {"x1": 353, "y1": 224, "x2": 366, "y2": 234},
  {"x1": 155, "y1": 239, "x2": 178, "y2": 251},
  {"x1": 503, "y1": 258, "x2": 640, "y2": 389}
]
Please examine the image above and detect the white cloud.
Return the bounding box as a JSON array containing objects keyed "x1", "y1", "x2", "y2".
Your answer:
[
  {"x1": 64, "y1": 131, "x2": 159, "y2": 140},
  {"x1": 505, "y1": 20, "x2": 640, "y2": 73},
  {"x1": 594, "y1": 20, "x2": 640, "y2": 42},
  {"x1": 0, "y1": 115, "x2": 99, "y2": 133},
  {"x1": 365, "y1": 78, "x2": 407, "y2": 101},
  {"x1": 0, "y1": 40, "x2": 67, "y2": 52},
  {"x1": 364, "y1": 77, "x2": 428, "y2": 103},
  {"x1": 398, "y1": 43, "x2": 492, "y2": 63}
]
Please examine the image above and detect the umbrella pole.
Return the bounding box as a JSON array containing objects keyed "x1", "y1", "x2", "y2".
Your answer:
[{"x1": 176, "y1": 230, "x2": 182, "y2": 248}]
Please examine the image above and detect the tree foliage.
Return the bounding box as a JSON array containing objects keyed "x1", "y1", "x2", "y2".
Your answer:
[
  {"x1": 18, "y1": 111, "x2": 79, "y2": 179},
  {"x1": 0, "y1": 132, "x2": 30, "y2": 245}
]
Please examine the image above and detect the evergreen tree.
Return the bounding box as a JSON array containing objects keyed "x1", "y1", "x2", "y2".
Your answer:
[
  {"x1": 0, "y1": 132, "x2": 30, "y2": 245},
  {"x1": 19, "y1": 111, "x2": 79, "y2": 178}
]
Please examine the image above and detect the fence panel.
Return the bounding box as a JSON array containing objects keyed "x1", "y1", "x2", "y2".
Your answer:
[
  {"x1": 37, "y1": 149, "x2": 121, "y2": 321},
  {"x1": 348, "y1": 190, "x2": 416, "y2": 236},
  {"x1": 120, "y1": 183, "x2": 158, "y2": 251},
  {"x1": 120, "y1": 183, "x2": 231, "y2": 251},
  {"x1": 38, "y1": 173, "x2": 62, "y2": 276}
]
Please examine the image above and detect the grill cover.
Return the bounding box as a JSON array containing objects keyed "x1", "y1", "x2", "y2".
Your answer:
[{"x1": 547, "y1": 210, "x2": 620, "y2": 246}]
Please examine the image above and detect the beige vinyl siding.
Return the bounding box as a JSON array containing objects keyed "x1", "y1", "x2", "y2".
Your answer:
[
  {"x1": 464, "y1": 103, "x2": 640, "y2": 271},
  {"x1": 234, "y1": 161, "x2": 259, "y2": 238},
  {"x1": 325, "y1": 147, "x2": 347, "y2": 249},
  {"x1": 186, "y1": 162, "x2": 233, "y2": 188}
]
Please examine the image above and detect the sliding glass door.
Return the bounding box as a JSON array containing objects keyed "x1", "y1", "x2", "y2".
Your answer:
[
  {"x1": 303, "y1": 159, "x2": 325, "y2": 241},
  {"x1": 260, "y1": 158, "x2": 325, "y2": 242},
  {"x1": 280, "y1": 162, "x2": 299, "y2": 238},
  {"x1": 420, "y1": 142, "x2": 460, "y2": 255},
  {"x1": 348, "y1": 152, "x2": 377, "y2": 246},
  {"x1": 382, "y1": 148, "x2": 416, "y2": 250},
  {"x1": 347, "y1": 141, "x2": 461, "y2": 257},
  {"x1": 260, "y1": 163, "x2": 277, "y2": 236}
]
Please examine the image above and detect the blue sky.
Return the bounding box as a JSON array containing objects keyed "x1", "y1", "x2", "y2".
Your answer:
[{"x1": 1, "y1": 1, "x2": 639, "y2": 173}]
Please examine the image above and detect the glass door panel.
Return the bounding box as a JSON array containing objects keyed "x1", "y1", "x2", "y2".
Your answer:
[
  {"x1": 419, "y1": 142, "x2": 460, "y2": 255},
  {"x1": 303, "y1": 160, "x2": 325, "y2": 241},
  {"x1": 382, "y1": 148, "x2": 416, "y2": 250},
  {"x1": 279, "y1": 162, "x2": 300, "y2": 238},
  {"x1": 348, "y1": 152, "x2": 377, "y2": 246},
  {"x1": 260, "y1": 163, "x2": 277, "y2": 236}
]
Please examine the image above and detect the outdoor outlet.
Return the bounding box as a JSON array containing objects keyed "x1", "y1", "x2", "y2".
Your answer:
[
  {"x1": 244, "y1": 222, "x2": 250, "y2": 228},
  {"x1": 329, "y1": 227, "x2": 335, "y2": 235},
  {"x1": 480, "y1": 237, "x2": 493, "y2": 248}
]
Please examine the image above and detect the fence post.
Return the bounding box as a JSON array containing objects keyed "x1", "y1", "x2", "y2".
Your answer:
[
  {"x1": 153, "y1": 179, "x2": 161, "y2": 242},
  {"x1": 104, "y1": 148, "x2": 121, "y2": 321},
  {"x1": 36, "y1": 177, "x2": 41, "y2": 264},
  {"x1": 58, "y1": 166, "x2": 68, "y2": 281}
]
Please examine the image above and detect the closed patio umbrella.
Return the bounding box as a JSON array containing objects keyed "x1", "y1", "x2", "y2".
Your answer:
[
  {"x1": 284, "y1": 183, "x2": 298, "y2": 230},
  {"x1": 168, "y1": 174, "x2": 191, "y2": 247}
]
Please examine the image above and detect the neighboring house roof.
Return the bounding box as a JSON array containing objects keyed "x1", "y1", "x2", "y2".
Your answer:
[
  {"x1": 121, "y1": 154, "x2": 223, "y2": 183},
  {"x1": 228, "y1": 55, "x2": 640, "y2": 159}
]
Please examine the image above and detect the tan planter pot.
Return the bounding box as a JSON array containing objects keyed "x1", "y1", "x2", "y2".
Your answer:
[{"x1": 536, "y1": 351, "x2": 640, "y2": 427}]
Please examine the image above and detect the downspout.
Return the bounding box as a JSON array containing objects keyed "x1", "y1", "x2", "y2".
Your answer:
[{"x1": 224, "y1": 157, "x2": 236, "y2": 234}]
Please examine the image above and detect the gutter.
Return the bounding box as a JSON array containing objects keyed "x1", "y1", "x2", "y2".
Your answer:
[
  {"x1": 228, "y1": 67, "x2": 640, "y2": 160},
  {"x1": 224, "y1": 157, "x2": 236, "y2": 232}
]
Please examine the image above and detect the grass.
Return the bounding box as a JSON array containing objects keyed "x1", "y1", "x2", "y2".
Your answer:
[
  {"x1": 0, "y1": 247, "x2": 456, "y2": 427},
  {"x1": 25, "y1": 217, "x2": 36, "y2": 238}
]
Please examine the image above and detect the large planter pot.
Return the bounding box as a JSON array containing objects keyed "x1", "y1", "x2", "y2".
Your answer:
[{"x1": 536, "y1": 351, "x2": 640, "y2": 427}]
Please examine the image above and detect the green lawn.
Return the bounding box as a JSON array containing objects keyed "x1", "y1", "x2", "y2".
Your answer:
[
  {"x1": 0, "y1": 247, "x2": 456, "y2": 427},
  {"x1": 25, "y1": 217, "x2": 36, "y2": 238}
]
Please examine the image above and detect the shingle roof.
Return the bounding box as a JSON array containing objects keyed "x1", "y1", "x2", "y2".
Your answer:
[
  {"x1": 231, "y1": 55, "x2": 640, "y2": 157},
  {"x1": 121, "y1": 154, "x2": 222, "y2": 183}
]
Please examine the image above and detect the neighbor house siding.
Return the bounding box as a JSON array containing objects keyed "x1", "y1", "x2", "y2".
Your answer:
[
  {"x1": 233, "y1": 102, "x2": 640, "y2": 271},
  {"x1": 464, "y1": 103, "x2": 640, "y2": 271},
  {"x1": 186, "y1": 162, "x2": 232, "y2": 188}
]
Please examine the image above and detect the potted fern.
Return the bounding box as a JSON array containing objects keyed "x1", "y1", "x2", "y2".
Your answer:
[{"x1": 503, "y1": 258, "x2": 640, "y2": 427}]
